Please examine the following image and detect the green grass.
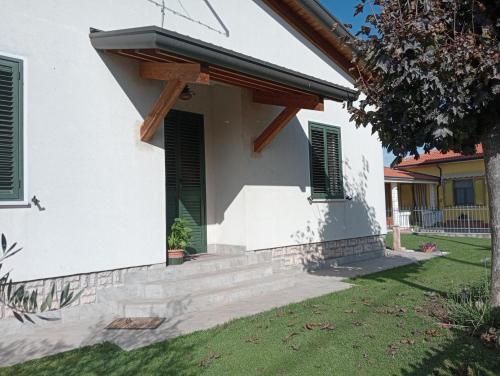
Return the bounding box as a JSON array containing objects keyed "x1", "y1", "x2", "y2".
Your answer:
[{"x1": 2, "y1": 235, "x2": 499, "y2": 376}]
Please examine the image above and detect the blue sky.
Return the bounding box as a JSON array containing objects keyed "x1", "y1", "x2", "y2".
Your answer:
[{"x1": 319, "y1": 0, "x2": 395, "y2": 166}]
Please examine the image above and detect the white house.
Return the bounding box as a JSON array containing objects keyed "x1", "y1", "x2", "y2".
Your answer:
[{"x1": 0, "y1": 0, "x2": 386, "y2": 313}]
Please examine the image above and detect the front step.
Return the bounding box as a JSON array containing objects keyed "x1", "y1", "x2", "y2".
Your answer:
[
  {"x1": 124, "y1": 253, "x2": 271, "y2": 284},
  {"x1": 116, "y1": 271, "x2": 298, "y2": 317},
  {"x1": 98, "y1": 262, "x2": 274, "y2": 302}
]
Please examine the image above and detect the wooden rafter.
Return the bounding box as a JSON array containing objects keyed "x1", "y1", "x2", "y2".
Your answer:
[
  {"x1": 253, "y1": 90, "x2": 324, "y2": 111},
  {"x1": 140, "y1": 79, "x2": 186, "y2": 141},
  {"x1": 140, "y1": 62, "x2": 209, "y2": 84},
  {"x1": 253, "y1": 107, "x2": 300, "y2": 153},
  {"x1": 261, "y1": 0, "x2": 356, "y2": 79}
]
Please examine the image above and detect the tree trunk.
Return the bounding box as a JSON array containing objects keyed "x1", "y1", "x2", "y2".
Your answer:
[{"x1": 482, "y1": 121, "x2": 500, "y2": 308}]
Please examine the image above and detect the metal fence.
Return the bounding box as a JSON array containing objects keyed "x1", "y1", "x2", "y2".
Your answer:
[{"x1": 387, "y1": 206, "x2": 491, "y2": 234}]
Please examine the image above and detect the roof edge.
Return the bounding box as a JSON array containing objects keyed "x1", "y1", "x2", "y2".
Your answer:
[
  {"x1": 89, "y1": 26, "x2": 358, "y2": 102},
  {"x1": 297, "y1": 0, "x2": 355, "y2": 41},
  {"x1": 396, "y1": 155, "x2": 484, "y2": 168}
]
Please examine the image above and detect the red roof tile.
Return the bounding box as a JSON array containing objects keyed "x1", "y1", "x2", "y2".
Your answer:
[
  {"x1": 396, "y1": 145, "x2": 483, "y2": 167},
  {"x1": 384, "y1": 167, "x2": 439, "y2": 182}
]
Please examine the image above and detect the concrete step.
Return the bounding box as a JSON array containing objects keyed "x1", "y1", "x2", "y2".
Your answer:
[
  {"x1": 124, "y1": 253, "x2": 271, "y2": 284},
  {"x1": 115, "y1": 271, "x2": 298, "y2": 318},
  {"x1": 98, "y1": 262, "x2": 274, "y2": 302}
]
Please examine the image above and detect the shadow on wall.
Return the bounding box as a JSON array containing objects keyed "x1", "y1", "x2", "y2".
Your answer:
[
  {"x1": 95, "y1": 52, "x2": 381, "y2": 244},
  {"x1": 291, "y1": 155, "x2": 381, "y2": 245},
  {"x1": 93, "y1": 50, "x2": 313, "y2": 222}
]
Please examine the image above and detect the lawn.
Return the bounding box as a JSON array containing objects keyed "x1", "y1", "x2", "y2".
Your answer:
[{"x1": 1, "y1": 234, "x2": 499, "y2": 375}]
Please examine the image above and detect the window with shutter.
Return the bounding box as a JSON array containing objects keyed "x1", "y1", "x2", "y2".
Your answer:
[
  {"x1": 308, "y1": 122, "x2": 344, "y2": 200},
  {"x1": 0, "y1": 55, "x2": 23, "y2": 201}
]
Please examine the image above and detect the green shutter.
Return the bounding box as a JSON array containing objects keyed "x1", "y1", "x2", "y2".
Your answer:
[
  {"x1": 0, "y1": 56, "x2": 22, "y2": 201},
  {"x1": 309, "y1": 123, "x2": 344, "y2": 200}
]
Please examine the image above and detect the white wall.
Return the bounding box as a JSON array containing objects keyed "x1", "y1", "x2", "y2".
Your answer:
[{"x1": 0, "y1": 0, "x2": 384, "y2": 281}]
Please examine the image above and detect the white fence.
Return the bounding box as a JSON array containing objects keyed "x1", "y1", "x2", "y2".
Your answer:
[{"x1": 387, "y1": 206, "x2": 491, "y2": 234}]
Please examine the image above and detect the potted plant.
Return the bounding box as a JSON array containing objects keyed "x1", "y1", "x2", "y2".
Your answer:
[{"x1": 167, "y1": 218, "x2": 192, "y2": 265}]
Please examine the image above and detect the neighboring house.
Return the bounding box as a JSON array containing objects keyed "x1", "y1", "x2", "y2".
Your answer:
[
  {"x1": 384, "y1": 146, "x2": 489, "y2": 232},
  {"x1": 0, "y1": 0, "x2": 385, "y2": 311}
]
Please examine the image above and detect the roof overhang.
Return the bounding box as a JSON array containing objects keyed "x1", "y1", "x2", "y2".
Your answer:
[
  {"x1": 89, "y1": 26, "x2": 358, "y2": 102},
  {"x1": 261, "y1": 0, "x2": 359, "y2": 80},
  {"x1": 384, "y1": 178, "x2": 439, "y2": 185},
  {"x1": 90, "y1": 26, "x2": 358, "y2": 149},
  {"x1": 396, "y1": 155, "x2": 484, "y2": 168}
]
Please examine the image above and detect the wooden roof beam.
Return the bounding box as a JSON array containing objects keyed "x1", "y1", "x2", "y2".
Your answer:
[
  {"x1": 140, "y1": 79, "x2": 186, "y2": 141},
  {"x1": 253, "y1": 90, "x2": 324, "y2": 111},
  {"x1": 140, "y1": 62, "x2": 210, "y2": 85},
  {"x1": 253, "y1": 107, "x2": 300, "y2": 153}
]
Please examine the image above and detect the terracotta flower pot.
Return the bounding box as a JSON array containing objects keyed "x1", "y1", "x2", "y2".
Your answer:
[{"x1": 167, "y1": 249, "x2": 185, "y2": 265}]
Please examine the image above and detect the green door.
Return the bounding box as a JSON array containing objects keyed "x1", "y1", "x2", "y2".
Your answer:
[{"x1": 165, "y1": 110, "x2": 206, "y2": 254}]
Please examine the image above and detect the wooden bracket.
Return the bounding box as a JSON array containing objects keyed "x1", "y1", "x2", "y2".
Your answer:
[
  {"x1": 139, "y1": 62, "x2": 211, "y2": 141},
  {"x1": 253, "y1": 90, "x2": 324, "y2": 111},
  {"x1": 140, "y1": 62, "x2": 209, "y2": 84},
  {"x1": 140, "y1": 79, "x2": 186, "y2": 141},
  {"x1": 253, "y1": 107, "x2": 300, "y2": 153}
]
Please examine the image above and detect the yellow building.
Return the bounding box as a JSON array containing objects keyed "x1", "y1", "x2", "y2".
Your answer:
[{"x1": 384, "y1": 145, "x2": 489, "y2": 232}]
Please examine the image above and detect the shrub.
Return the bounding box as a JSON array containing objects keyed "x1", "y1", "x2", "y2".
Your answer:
[
  {"x1": 167, "y1": 218, "x2": 192, "y2": 250},
  {"x1": 445, "y1": 278, "x2": 499, "y2": 335},
  {"x1": 0, "y1": 233, "x2": 82, "y2": 322}
]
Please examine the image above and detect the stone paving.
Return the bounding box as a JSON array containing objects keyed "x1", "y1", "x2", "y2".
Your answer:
[{"x1": 0, "y1": 250, "x2": 442, "y2": 367}]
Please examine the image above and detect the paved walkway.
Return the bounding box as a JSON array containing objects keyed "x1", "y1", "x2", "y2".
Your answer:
[{"x1": 0, "y1": 250, "x2": 441, "y2": 367}]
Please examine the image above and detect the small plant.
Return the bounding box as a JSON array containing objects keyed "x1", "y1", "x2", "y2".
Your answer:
[
  {"x1": 167, "y1": 218, "x2": 192, "y2": 250},
  {"x1": 0, "y1": 233, "x2": 83, "y2": 323},
  {"x1": 419, "y1": 242, "x2": 437, "y2": 253},
  {"x1": 445, "y1": 278, "x2": 500, "y2": 336}
]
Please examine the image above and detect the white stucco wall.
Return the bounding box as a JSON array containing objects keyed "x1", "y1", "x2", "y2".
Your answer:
[{"x1": 0, "y1": 0, "x2": 385, "y2": 281}]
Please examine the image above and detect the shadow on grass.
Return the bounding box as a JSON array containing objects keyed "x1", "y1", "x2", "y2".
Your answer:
[
  {"x1": 350, "y1": 260, "x2": 449, "y2": 296},
  {"x1": 441, "y1": 255, "x2": 490, "y2": 268},
  {"x1": 399, "y1": 332, "x2": 500, "y2": 376},
  {"x1": 2, "y1": 338, "x2": 200, "y2": 376}
]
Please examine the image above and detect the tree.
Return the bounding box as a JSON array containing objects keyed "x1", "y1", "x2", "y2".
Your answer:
[
  {"x1": 0, "y1": 234, "x2": 82, "y2": 322},
  {"x1": 346, "y1": 0, "x2": 500, "y2": 306}
]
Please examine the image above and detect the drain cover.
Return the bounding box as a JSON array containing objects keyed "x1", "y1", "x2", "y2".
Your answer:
[{"x1": 105, "y1": 317, "x2": 165, "y2": 330}]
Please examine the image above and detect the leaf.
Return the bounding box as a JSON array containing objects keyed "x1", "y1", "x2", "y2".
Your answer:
[
  {"x1": 30, "y1": 290, "x2": 38, "y2": 311},
  {"x1": 245, "y1": 336, "x2": 260, "y2": 344},
  {"x1": 36, "y1": 314, "x2": 60, "y2": 321},
  {"x1": 42, "y1": 284, "x2": 55, "y2": 312},
  {"x1": 64, "y1": 289, "x2": 84, "y2": 307},
  {"x1": 387, "y1": 344, "x2": 398, "y2": 358},
  {"x1": 282, "y1": 332, "x2": 299, "y2": 342},
  {"x1": 291, "y1": 344, "x2": 300, "y2": 351},
  {"x1": 60, "y1": 283, "x2": 70, "y2": 305},
  {"x1": 354, "y1": 3, "x2": 364, "y2": 16},
  {"x1": 198, "y1": 352, "x2": 221, "y2": 368},
  {"x1": 320, "y1": 323, "x2": 336, "y2": 331},
  {"x1": 2, "y1": 247, "x2": 23, "y2": 261},
  {"x1": 1, "y1": 234, "x2": 6, "y2": 253},
  {"x1": 5, "y1": 242, "x2": 17, "y2": 255},
  {"x1": 13, "y1": 311, "x2": 24, "y2": 323},
  {"x1": 23, "y1": 313, "x2": 35, "y2": 324}
]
